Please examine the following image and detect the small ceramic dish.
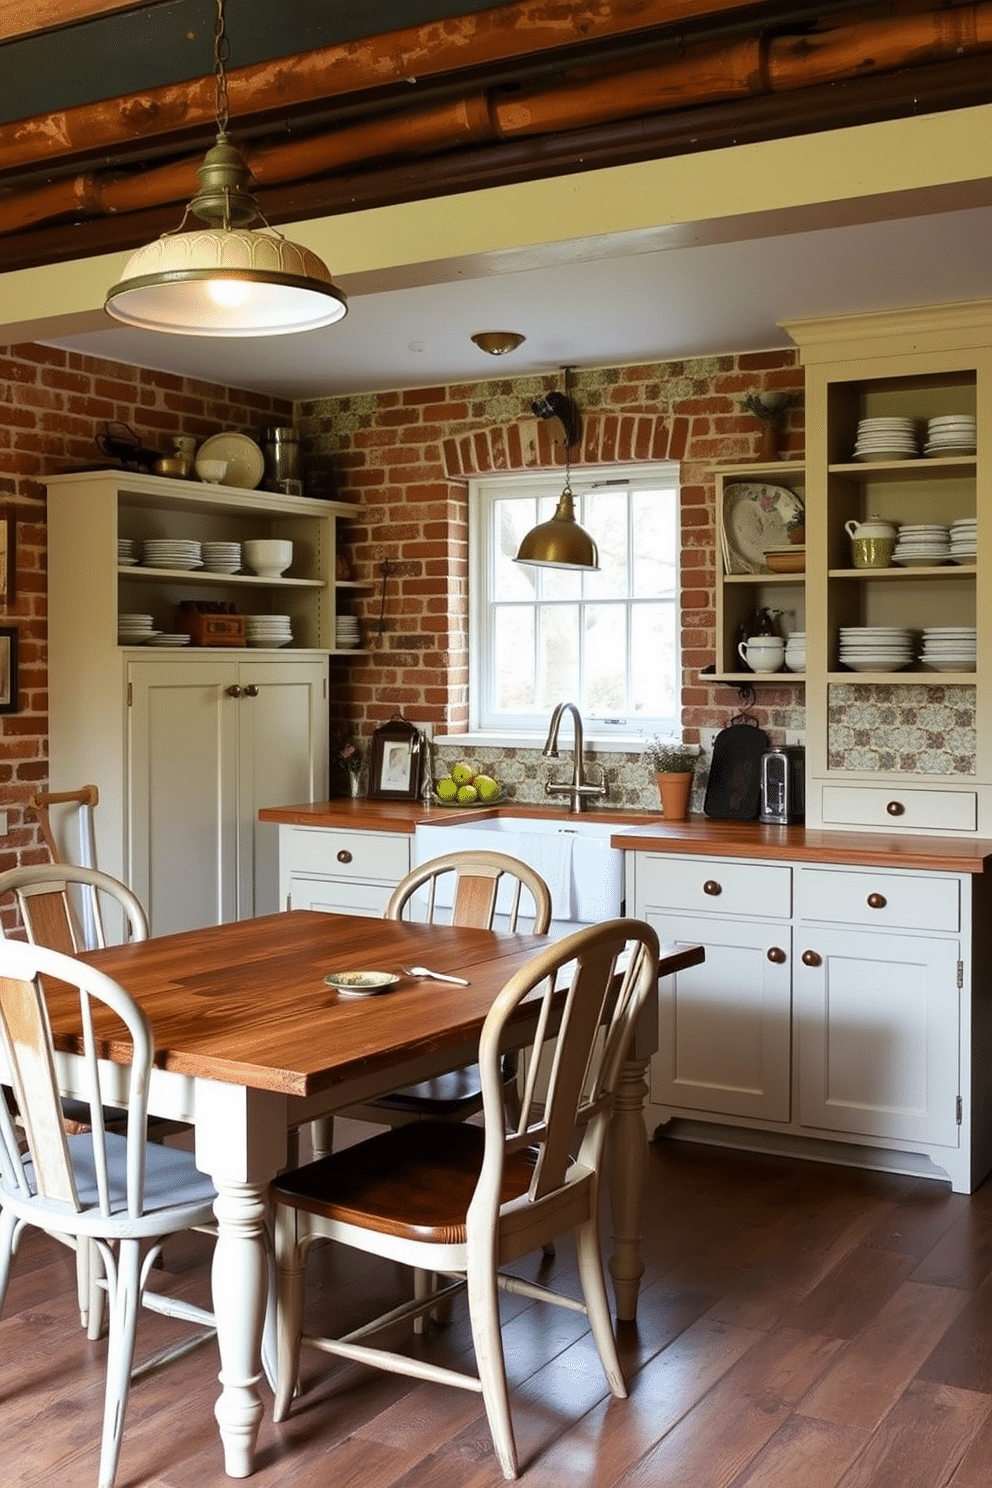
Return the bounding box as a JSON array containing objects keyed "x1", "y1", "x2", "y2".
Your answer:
[{"x1": 323, "y1": 970, "x2": 399, "y2": 997}]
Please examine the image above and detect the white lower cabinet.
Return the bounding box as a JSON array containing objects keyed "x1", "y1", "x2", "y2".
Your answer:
[
  {"x1": 631, "y1": 849, "x2": 991, "y2": 1192},
  {"x1": 278, "y1": 824, "x2": 411, "y2": 916},
  {"x1": 128, "y1": 658, "x2": 327, "y2": 935}
]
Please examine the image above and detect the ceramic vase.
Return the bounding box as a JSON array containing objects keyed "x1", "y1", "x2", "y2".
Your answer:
[{"x1": 656, "y1": 772, "x2": 693, "y2": 821}]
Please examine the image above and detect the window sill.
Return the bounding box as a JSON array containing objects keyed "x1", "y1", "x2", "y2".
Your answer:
[{"x1": 434, "y1": 730, "x2": 646, "y2": 754}]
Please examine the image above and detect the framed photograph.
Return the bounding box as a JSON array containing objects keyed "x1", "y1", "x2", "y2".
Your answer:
[
  {"x1": 368, "y1": 719, "x2": 422, "y2": 801},
  {"x1": 0, "y1": 627, "x2": 18, "y2": 714},
  {"x1": 0, "y1": 511, "x2": 15, "y2": 606}
]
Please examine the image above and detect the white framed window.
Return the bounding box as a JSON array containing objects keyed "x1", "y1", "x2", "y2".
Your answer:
[{"x1": 469, "y1": 463, "x2": 680, "y2": 738}]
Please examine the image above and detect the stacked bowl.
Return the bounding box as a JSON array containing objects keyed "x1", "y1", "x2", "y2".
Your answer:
[
  {"x1": 892, "y1": 524, "x2": 950, "y2": 565},
  {"x1": 335, "y1": 616, "x2": 361, "y2": 649},
  {"x1": 852, "y1": 416, "x2": 918, "y2": 461},
  {"x1": 243, "y1": 539, "x2": 292, "y2": 577},
  {"x1": 838, "y1": 626, "x2": 914, "y2": 672},
  {"x1": 784, "y1": 632, "x2": 805, "y2": 672},
  {"x1": 925, "y1": 415, "x2": 976, "y2": 457},
  {"x1": 202, "y1": 541, "x2": 241, "y2": 574},
  {"x1": 118, "y1": 538, "x2": 137, "y2": 567},
  {"x1": 919, "y1": 627, "x2": 976, "y2": 672},
  {"x1": 118, "y1": 613, "x2": 158, "y2": 645},
  {"x1": 949, "y1": 518, "x2": 977, "y2": 563},
  {"x1": 245, "y1": 615, "x2": 292, "y2": 648}
]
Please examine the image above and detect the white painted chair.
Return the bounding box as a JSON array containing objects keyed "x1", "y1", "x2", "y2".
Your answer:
[
  {"x1": 272, "y1": 916, "x2": 660, "y2": 1480},
  {"x1": 27, "y1": 785, "x2": 101, "y2": 948},
  {"x1": 0, "y1": 938, "x2": 217, "y2": 1488},
  {"x1": 0, "y1": 863, "x2": 182, "y2": 1335},
  {"x1": 308, "y1": 850, "x2": 553, "y2": 1158}
]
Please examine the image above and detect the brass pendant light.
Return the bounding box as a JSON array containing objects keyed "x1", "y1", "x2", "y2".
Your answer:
[
  {"x1": 105, "y1": 0, "x2": 347, "y2": 337},
  {"x1": 514, "y1": 371, "x2": 599, "y2": 570}
]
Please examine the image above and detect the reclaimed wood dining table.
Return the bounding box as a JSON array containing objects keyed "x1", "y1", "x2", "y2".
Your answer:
[{"x1": 60, "y1": 909, "x2": 703, "y2": 1479}]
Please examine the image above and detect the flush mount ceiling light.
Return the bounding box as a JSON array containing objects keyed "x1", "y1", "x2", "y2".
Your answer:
[
  {"x1": 105, "y1": 0, "x2": 347, "y2": 337},
  {"x1": 471, "y1": 331, "x2": 526, "y2": 356},
  {"x1": 515, "y1": 369, "x2": 599, "y2": 571}
]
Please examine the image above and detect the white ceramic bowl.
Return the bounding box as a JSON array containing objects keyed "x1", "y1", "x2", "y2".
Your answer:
[
  {"x1": 242, "y1": 539, "x2": 293, "y2": 577},
  {"x1": 197, "y1": 459, "x2": 228, "y2": 483}
]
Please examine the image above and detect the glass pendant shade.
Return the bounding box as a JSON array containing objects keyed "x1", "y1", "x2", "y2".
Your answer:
[{"x1": 514, "y1": 488, "x2": 599, "y2": 570}]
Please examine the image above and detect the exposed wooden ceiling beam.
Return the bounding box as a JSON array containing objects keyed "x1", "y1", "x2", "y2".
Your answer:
[{"x1": 0, "y1": 0, "x2": 151, "y2": 45}]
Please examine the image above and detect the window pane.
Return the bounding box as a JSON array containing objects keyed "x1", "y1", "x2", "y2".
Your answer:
[
  {"x1": 633, "y1": 488, "x2": 677, "y2": 598},
  {"x1": 494, "y1": 607, "x2": 535, "y2": 710},
  {"x1": 632, "y1": 601, "x2": 677, "y2": 721},
  {"x1": 537, "y1": 603, "x2": 579, "y2": 705},
  {"x1": 585, "y1": 488, "x2": 628, "y2": 599},
  {"x1": 494, "y1": 497, "x2": 538, "y2": 600},
  {"x1": 584, "y1": 603, "x2": 627, "y2": 712}
]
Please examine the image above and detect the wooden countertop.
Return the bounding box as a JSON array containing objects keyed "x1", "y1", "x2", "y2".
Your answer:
[{"x1": 258, "y1": 800, "x2": 992, "y2": 874}]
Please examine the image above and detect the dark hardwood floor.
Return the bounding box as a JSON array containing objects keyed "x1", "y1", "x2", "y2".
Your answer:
[{"x1": 4, "y1": 1130, "x2": 992, "y2": 1487}]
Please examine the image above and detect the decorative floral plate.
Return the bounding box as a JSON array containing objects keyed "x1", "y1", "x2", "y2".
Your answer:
[{"x1": 722, "y1": 483, "x2": 805, "y2": 574}]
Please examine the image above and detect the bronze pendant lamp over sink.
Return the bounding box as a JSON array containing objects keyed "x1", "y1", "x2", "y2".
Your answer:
[
  {"x1": 515, "y1": 370, "x2": 599, "y2": 570},
  {"x1": 105, "y1": 0, "x2": 347, "y2": 337}
]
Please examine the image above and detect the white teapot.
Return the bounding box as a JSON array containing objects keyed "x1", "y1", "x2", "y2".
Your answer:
[{"x1": 844, "y1": 515, "x2": 897, "y2": 542}]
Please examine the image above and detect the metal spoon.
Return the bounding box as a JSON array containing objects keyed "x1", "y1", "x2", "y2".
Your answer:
[{"x1": 401, "y1": 965, "x2": 469, "y2": 985}]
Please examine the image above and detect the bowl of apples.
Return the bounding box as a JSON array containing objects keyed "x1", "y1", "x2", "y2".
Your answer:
[{"x1": 432, "y1": 763, "x2": 501, "y2": 808}]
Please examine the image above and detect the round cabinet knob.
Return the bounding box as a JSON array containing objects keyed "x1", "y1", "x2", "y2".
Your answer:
[
  {"x1": 886, "y1": 800, "x2": 905, "y2": 817},
  {"x1": 702, "y1": 880, "x2": 722, "y2": 897},
  {"x1": 801, "y1": 949, "x2": 822, "y2": 968},
  {"x1": 766, "y1": 946, "x2": 786, "y2": 964},
  {"x1": 336, "y1": 850, "x2": 353, "y2": 864},
  {"x1": 243, "y1": 684, "x2": 259, "y2": 697},
  {"x1": 225, "y1": 685, "x2": 243, "y2": 697},
  {"x1": 866, "y1": 892, "x2": 887, "y2": 910}
]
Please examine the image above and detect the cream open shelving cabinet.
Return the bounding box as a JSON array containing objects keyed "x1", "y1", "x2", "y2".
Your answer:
[
  {"x1": 46, "y1": 470, "x2": 365, "y2": 935},
  {"x1": 785, "y1": 303, "x2": 992, "y2": 836}
]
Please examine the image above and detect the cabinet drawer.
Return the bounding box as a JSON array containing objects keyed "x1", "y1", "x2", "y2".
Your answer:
[
  {"x1": 636, "y1": 854, "x2": 792, "y2": 919},
  {"x1": 821, "y1": 785, "x2": 977, "y2": 834},
  {"x1": 283, "y1": 826, "x2": 411, "y2": 882},
  {"x1": 798, "y1": 866, "x2": 960, "y2": 933}
]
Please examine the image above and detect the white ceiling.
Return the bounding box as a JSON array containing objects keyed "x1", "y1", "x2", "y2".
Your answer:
[{"x1": 40, "y1": 195, "x2": 992, "y2": 401}]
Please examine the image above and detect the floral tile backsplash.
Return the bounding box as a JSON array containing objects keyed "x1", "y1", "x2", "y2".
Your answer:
[{"x1": 827, "y1": 684, "x2": 976, "y2": 775}]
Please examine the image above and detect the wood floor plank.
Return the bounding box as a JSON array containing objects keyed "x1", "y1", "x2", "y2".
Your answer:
[
  {"x1": 798, "y1": 1281, "x2": 970, "y2": 1428},
  {"x1": 832, "y1": 1380, "x2": 992, "y2": 1488},
  {"x1": 728, "y1": 1415, "x2": 867, "y2": 1488}
]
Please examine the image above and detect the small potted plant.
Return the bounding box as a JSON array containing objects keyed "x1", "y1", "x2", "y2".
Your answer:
[{"x1": 644, "y1": 736, "x2": 699, "y2": 820}]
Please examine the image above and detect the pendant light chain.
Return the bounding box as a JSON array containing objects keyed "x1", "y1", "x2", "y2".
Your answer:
[{"x1": 213, "y1": 0, "x2": 231, "y2": 135}]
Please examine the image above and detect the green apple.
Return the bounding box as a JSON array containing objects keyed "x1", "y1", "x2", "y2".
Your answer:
[
  {"x1": 456, "y1": 783, "x2": 478, "y2": 804},
  {"x1": 435, "y1": 776, "x2": 457, "y2": 800},
  {"x1": 451, "y1": 762, "x2": 475, "y2": 785},
  {"x1": 473, "y1": 773, "x2": 499, "y2": 800}
]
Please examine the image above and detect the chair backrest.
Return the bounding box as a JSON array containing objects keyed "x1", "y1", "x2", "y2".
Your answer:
[
  {"x1": 468, "y1": 917, "x2": 659, "y2": 1236},
  {"x1": 0, "y1": 864, "x2": 148, "y2": 956},
  {"x1": 385, "y1": 850, "x2": 552, "y2": 934},
  {"x1": 27, "y1": 786, "x2": 100, "y2": 948},
  {"x1": 0, "y1": 937, "x2": 153, "y2": 1219}
]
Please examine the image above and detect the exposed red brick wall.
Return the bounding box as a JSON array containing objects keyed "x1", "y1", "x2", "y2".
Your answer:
[
  {"x1": 0, "y1": 341, "x2": 291, "y2": 878},
  {"x1": 302, "y1": 348, "x2": 806, "y2": 742}
]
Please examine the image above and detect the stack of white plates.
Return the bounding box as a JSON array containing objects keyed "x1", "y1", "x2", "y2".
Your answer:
[
  {"x1": 919, "y1": 627, "x2": 976, "y2": 672},
  {"x1": 141, "y1": 538, "x2": 203, "y2": 570},
  {"x1": 118, "y1": 613, "x2": 158, "y2": 645},
  {"x1": 892, "y1": 524, "x2": 950, "y2": 566},
  {"x1": 201, "y1": 541, "x2": 242, "y2": 574},
  {"x1": 244, "y1": 615, "x2": 292, "y2": 648},
  {"x1": 949, "y1": 517, "x2": 977, "y2": 563},
  {"x1": 335, "y1": 617, "x2": 361, "y2": 649},
  {"x1": 117, "y1": 539, "x2": 137, "y2": 566},
  {"x1": 925, "y1": 415, "x2": 976, "y2": 457},
  {"x1": 852, "y1": 417, "x2": 919, "y2": 461},
  {"x1": 144, "y1": 633, "x2": 191, "y2": 648},
  {"x1": 838, "y1": 626, "x2": 914, "y2": 672}
]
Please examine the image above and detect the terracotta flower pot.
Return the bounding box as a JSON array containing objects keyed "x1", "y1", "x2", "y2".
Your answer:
[{"x1": 655, "y1": 771, "x2": 694, "y2": 821}]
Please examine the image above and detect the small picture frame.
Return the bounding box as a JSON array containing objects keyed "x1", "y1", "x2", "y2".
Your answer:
[
  {"x1": 0, "y1": 627, "x2": 18, "y2": 714},
  {"x1": 368, "y1": 719, "x2": 422, "y2": 801},
  {"x1": 0, "y1": 511, "x2": 15, "y2": 606}
]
